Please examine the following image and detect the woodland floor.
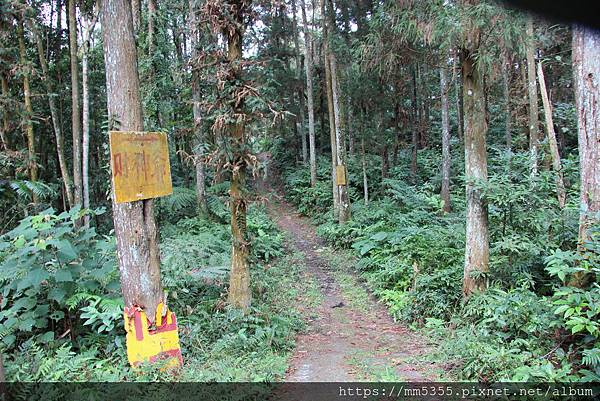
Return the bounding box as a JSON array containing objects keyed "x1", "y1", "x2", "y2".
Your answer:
[{"x1": 260, "y1": 176, "x2": 441, "y2": 382}]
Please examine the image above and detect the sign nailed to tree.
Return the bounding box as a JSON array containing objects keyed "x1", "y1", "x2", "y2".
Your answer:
[{"x1": 109, "y1": 131, "x2": 173, "y2": 203}]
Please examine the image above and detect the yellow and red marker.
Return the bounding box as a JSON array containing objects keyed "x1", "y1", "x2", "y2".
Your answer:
[{"x1": 124, "y1": 302, "x2": 183, "y2": 369}]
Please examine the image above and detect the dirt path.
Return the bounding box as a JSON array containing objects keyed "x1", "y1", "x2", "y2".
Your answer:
[{"x1": 264, "y1": 189, "x2": 439, "y2": 383}]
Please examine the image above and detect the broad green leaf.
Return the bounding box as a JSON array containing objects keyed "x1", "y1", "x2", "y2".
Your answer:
[
  {"x1": 26, "y1": 268, "x2": 50, "y2": 288},
  {"x1": 55, "y1": 269, "x2": 73, "y2": 282},
  {"x1": 57, "y1": 240, "x2": 78, "y2": 262},
  {"x1": 39, "y1": 331, "x2": 55, "y2": 343},
  {"x1": 48, "y1": 287, "x2": 67, "y2": 302},
  {"x1": 17, "y1": 317, "x2": 36, "y2": 331}
]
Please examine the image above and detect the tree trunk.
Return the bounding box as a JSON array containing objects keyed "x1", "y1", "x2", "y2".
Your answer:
[
  {"x1": 461, "y1": 0, "x2": 489, "y2": 297},
  {"x1": 380, "y1": 144, "x2": 389, "y2": 181},
  {"x1": 321, "y1": 0, "x2": 339, "y2": 219},
  {"x1": 571, "y1": 25, "x2": 600, "y2": 288},
  {"x1": 328, "y1": 25, "x2": 350, "y2": 224},
  {"x1": 18, "y1": 21, "x2": 38, "y2": 203},
  {"x1": 82, "y1": 14, "x2": 95, "y2": 226},
  {"x1": 503, "y1": 51, "x2": 512, "y2": 151},
  {"x1": 454, "y1": 53, "x2": 464, "y2": 143},
  {"x1": 440, "y1": 65, "x2": 451, "y2": 213},
  {"x1": 30, "y1": 21, "x2": 74, "y2": 208},
  {"x1": 225, "y1": 0, "x2": 251, "y2": 311},
  {"x1": 346, "y1": 114, "x2": 355, "y2": 155},
  {"x1": 56, "y1": 0, "x2": 65, "y2": 142},
  {"x1": 189, "y1": 0, "x2": 209, "y2": 215},
  {"x1": 0, "y1": 352, "x2": 5, "y2": 397},
  {"x1": 301, "y1": 0, "x2": 317, "y2": 187},
  {"x1": 526, "y1": 17, "x2": 539, "y2": 177},
  {"x1": 0, "y1": 74, "x2": 8, "y2": 151},
  {"x1": 69, "y1": 0, "x2": 83, "y2": 207},
  {"x1": 421, "y1": 65, "x2": 430, "y2": 149},
  {"x1": 298, "y1": 119, "x2": 307, "y2": 163},
  {"x1": 537, "y1": 61, "x2": 566, "y2": 208},
  {"x1": 147, "y1": 0, "x2": 156, "y2": 56},
  {"x1": 410, "y1": 66, "x2": 418, "y2": 182},
  {"x1": 101, "y1": 0, "x2": 164, "y2": 325},
  {"x1": 291, "y1": 0, "x2": 307, "y2": 164},
  {"x1": 131, "y1": 0, "x2": 141, "y2": 33},
  {"x1": 361, "y1": 137, "x2": 368, "y2": 206}
]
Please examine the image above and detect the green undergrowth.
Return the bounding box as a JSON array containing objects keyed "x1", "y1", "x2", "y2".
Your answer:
[
  {"x1": 281, "y1": 150, "x2": 600, "y2": 382},
  {"x1": 1, "y1": 203, "x2": 305, "y2": 383}
]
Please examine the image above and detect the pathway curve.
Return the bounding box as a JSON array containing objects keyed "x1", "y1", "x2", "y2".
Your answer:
[{"x1": 264, "y1": 187, "x2": 439, "y2": 383}]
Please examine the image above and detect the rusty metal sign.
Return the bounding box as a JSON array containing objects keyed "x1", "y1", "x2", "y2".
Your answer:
[
  {"x1": 336, "y1": 165, "x2": 347, "y2": 186},
  {"x1": 109, "y1": 131, "x2": 172, "y2": 203}
]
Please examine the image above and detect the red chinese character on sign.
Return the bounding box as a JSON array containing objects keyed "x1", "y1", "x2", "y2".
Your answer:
[{"x1": 113, "y1": 153, "x2": 123, "y2": 177}]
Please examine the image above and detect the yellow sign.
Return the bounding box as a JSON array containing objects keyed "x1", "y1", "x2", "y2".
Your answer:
[
  {"x1": 124, "y1": 303, "x2": 183, "y2": 369},
  {"x1": 109, "y1": 131, "x2": 172, "y2": 203},
  {"x1": 336, "y1": 165, "x2": 347, "y2": 186}
]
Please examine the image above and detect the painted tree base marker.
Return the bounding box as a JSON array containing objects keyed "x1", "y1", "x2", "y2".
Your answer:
[{"x1": 124, "y1": 302, "x2": 183, "y2": 369}]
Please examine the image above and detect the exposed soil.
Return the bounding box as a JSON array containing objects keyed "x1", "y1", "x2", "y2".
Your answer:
[{"x1": 262, "y1": 180, "x2": 439, "y2": 383}]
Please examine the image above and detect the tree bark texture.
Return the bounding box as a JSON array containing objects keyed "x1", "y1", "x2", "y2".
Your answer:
[
  {"x1": 571, "y1": 25, "x2": 600, "y2": 287},
  {"x1": 189, "y1": 0, "x2": 209, "y2": 215},
  {"x1": 101, "y1": 0, "x2": 163, "y2": 324},
  {"x1": 329, "y1": 53, "x2": 351, "y2": 223},
  {"x1": 82, "y1": 14, "x2": 95, "y2": 226},
  {"x1": 291, "y1": 0, "x2": 308, "y2": 164},
  {"x1": 361, "y1": 137, "x2": 368, "y2": 206},
  {"x1": 69, "y1": 0, "x2": 83, "y2": 207},
  {"x1": 321, "y1": 0, "x2": 339, "y2": 219},
  {"x1": 526, "y1": 17, "x2": 539, "y2": 176},
  {"x1": 503, "y1": 51, "x2": 512, "y2": 151},
  {"x1": 410, "y1": 66, "x2": 418, "y2": 182},
  {"x1": 0, "y1": 74, "x2": 8, "y2": 151},
  {"x1": 301, "y1": 0, "x2": 317, "y2": 187},
  {"x1": 225, "y1": 0, "x2": 251, "y2": 311},
  {"x1": 18, "y1": 21, "x2": 38, "y2": 202},
  {"x1": 440, "y1": 65, "x2": 452, "y2": 213},
  {"x1": 461, "y1": 0, "x2": 489, "y2": 297}
]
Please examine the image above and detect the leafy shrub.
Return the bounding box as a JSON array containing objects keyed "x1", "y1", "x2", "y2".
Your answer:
[
  {"x1": 0, "y1": 207, "x2": 118, "y2": 350},
  {"x1": 401, "y1": 265, "x2": 463, "y2": 322},
  {"x1": 545, "y1": 229, "x2": 600, "y2": 381},
  {"x1": 429, "y1": 287, "x2": 561, "y2": 381},
  {"x1": 247, "y1": 207, "x2": 284, "y2": 262}
]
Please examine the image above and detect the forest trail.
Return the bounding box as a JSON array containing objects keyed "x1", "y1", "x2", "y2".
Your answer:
[{"x1": 260, "y1": 178, "x2": 439, "y2": 382}]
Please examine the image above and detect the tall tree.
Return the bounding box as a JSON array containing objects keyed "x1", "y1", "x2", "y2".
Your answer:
[
  {"x1": 0, "y1": 73, "x2": 8, "y2": 151},
  {"x1": 131, "y1": 0, "x2": 141, "y2": 33},
  {"x1": 147, "y1": 0, "x2": 157, "y2": 56},
  {"x1": 30, "y1": 19, "x2": 74, "y2": 208},
  {"x1": 410, "y1": 66, "x2": 418, "y2": 182},
  {"x1": 18, "y1": 19, "x2": 38, "y2": 202},
  {"x1": 300, "y1": 0, "x2": 317, "y2": 187},
  {"x1": 537, "y1": 60, "x2": 566, "y2": 208},
  {"x1": 525, "y1": 16, "x2": 539, "y2": 176},
  {"x1": 69, "y1": 0, "x2": 83, "y2": 207},
  {"x1": 221, "y1": 0, "x2": 253, "y2": 311},
  {"x1": 322, "y1": 0, "x2": 350, "y2": 223},
  {"x1": 440, "y1": 61, "x2": 451, "y2": 213},
  {"x1": 81, "y1": 10, "x2": 98, "y2": 226},
  {"x1": 461, "y1": 0, "x2": 489, "y2": 297},
  {"x1": 101, "y1": 0, "x2": 165, "y2": 327},
  {"x1": 189, "y1": 0, "x2": 209, "y2": 215},
  {"x1": 321, "y1": 0, "x2": 339, "y2": 218},
  {"x1": 330, "y1": 51, "x2": 351, "y2": 223},
  {"x1": 571, "y1": 25, "x2": 600, "y2": 288},
  {"x1": 502, "y1": 50, "x2": 512, "y2": 151},
  {"x1": 291, "y1": 0, "x2": 307, "y2": 164},
  {"x1": 454, "y1": 53, "x2": 464, "y2": 143}
]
